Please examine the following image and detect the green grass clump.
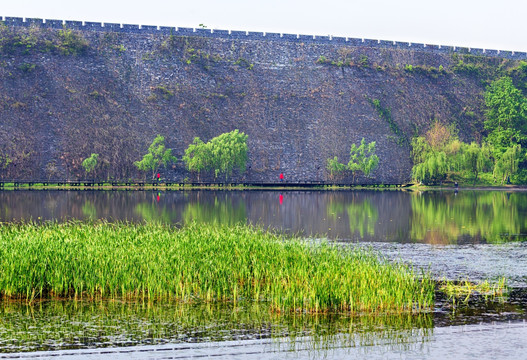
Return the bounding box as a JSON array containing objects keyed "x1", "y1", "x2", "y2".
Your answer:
[{"x1": 0, "y1": 222, "x2": 434, "y2": 314}]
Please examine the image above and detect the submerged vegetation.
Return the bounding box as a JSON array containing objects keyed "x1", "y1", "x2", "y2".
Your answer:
[
  {"x1": 0, "y1": 222, "x2": 434, "y2": 314},
  {"x1": 438, "y1": 278, "x2": 508, "y2": 310},
  {"x1": 439, "y1": 278, "x2": 508, "y2": 302}
]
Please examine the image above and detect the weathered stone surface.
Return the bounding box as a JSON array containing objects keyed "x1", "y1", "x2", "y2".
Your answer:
[{"x1": 0, "y1": 17, "x2": 516, "y2": 183}]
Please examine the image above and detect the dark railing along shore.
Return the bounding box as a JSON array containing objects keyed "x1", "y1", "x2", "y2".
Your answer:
[{"x1": 0, "y1": 180, "x2": 407, "y2": 189}]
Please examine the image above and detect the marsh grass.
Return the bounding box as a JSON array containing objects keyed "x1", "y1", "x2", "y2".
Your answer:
[{"x1": 0, "y1": 222, "x2": 434, "y2": 313}]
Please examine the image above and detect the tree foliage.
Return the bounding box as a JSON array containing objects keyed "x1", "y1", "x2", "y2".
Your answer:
[
  {"x1": 348, "y1": 138, "x2": 380, "y2": 180},
  {"x1": 81, "y1": 153, "x2": 99, "y2": 177},
  {"x1": 134, "y1": 135, "x2": 176, "y2": 180},
  {"x1": 182, "y1": 137, "x2": 210, "y2": 181},
  {"x1": 326, "y1": 156, "x2": 347, "y2": 179},
  {"x1": 463, "y1": 142, "x2": 492, "y2": 185},
  {"x1": 326, "y1": 138, "x2": 379, "y2": 183},
  {"x1": 411, "y1": 122, "x2": 458, "y2": 184},
  {"x1": 493, "y1": 144, "x2": 522, "y2": 184},
  {"x1": 484, "y1": 76, "x2": 527, "y2": 153},
  {"x1": 426, "y1": 120, "x2": 455, "y2": 151},
  {"x1": 183, "y1": 130, "x2": 248, "y2": 181},
  {"x1": 412, "y1": 150, "x2": 448, "y2": 184},
  {"x1": 209, "y1": 130, "x2": 249, "y2": 179},
  {"x1": 411, "y1": 119, "x2": 519, "y2": 185}
]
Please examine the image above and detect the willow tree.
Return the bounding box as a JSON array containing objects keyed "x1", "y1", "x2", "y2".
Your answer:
[
  {"x1": 209, "y1": 130, "x2": 248, "y2": 179},
  {"x1": 463, "y1": 142, "x2": 492, "y2": 185},
  {"x1": 493, "y1": 144, "x2": 522, "y2": 184},
  {"x1": 412, "y1": 151, "x2": 448, "y2": 184},
  {"x1": 183, "y1": 130, "x2": 249, "y2": 181},
  {"x1": 348, "y1": 138, "x2": 379, "y2": 183},
  {"x1": 134, "y1": 135, "x2": 176, "y2": 180},
  {"x1": 182, "y1": 137, "x2": 210, "y2": 182},
  {"x1": 411, "y1": 122, "x2": 457, "y2": 184}
]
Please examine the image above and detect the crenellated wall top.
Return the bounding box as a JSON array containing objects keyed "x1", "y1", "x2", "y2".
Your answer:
[{"x1": 1, "y1": 16, "x2": 526, "y2": 60}]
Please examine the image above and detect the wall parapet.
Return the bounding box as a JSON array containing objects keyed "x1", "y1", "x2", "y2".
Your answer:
[{"x1": 2, "y1": 16, "x2": 526, "y2": 60}]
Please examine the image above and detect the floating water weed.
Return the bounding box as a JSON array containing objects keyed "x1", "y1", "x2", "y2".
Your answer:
[
  {"x1": 439, "y1": 278, "x2": 508, "y2": 305},
  {"x1": 0, "y1": 222, "x2": 434, "y2": 313}
]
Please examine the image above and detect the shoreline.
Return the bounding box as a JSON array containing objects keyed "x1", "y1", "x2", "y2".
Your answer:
[{"x1": 1, "y1": 182, "x2": 527, "y2": 191}]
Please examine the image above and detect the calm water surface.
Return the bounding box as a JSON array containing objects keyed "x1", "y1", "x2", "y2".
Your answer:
[
  {"x1": 2, "y1": 189, "x2": 527, "y2": 244},
  {"x1": 1, "y1": 189, "x2": 526, "y2": 359}
]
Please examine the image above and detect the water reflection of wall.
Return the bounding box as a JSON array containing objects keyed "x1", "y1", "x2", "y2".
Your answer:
[
  {"x1": 2, "y1": 190, "x2": 525, "y2": 244},
  {"x1": 243, "y1": 191, "x2": 412, "y2": 242}
]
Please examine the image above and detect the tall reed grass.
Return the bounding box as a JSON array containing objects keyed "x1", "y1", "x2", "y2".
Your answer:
[{"x1": 0, "y1": 222, "x2": 434, "y2": 313}]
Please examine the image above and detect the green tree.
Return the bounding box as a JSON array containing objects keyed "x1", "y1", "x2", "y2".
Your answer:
[
  {"x1": 484, "y1": 77, "x2": 527, "y2": 153},
  {"x1": 348, "y1": 138, "x2": 379, "y2": 183},
  {"x1": 81, "y1": 153, "x2": 99, "y2": 179},
  {"x1": 493, "y1": 144, "x2": 522, "y2": 184},
  {"x1": 208, "y1": 130, "x2": 248, "y2": 179},
  {"x1": 134, "y1": 135, "x2": 176, "y2": 180},
  {"x1": 182, "y1": 130, "x2": 249, "y2": 181},
  {"x1": 412, "y1": 150, "x2": 448, "y2": 184},
  {"x1": 182, "y1": 137, "x2": 210, "y2": 181},
  {"x1": 462, "y1": 142, "x2": 492, "y2": 185},
  {"x1": 411, "y1": 123, "x2": 462, "y2": 184},
  {"x1": 326, "y1": 156, "x2": 347, "y2": 179}
]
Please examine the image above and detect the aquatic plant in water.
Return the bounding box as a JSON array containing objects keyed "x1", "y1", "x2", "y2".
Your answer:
[
  {"x1": 0, "y1": 222, "x2": 434, "y2": 314},
  {"x1": 439, "y1": 278, "x2": 508, "y2": 305}
]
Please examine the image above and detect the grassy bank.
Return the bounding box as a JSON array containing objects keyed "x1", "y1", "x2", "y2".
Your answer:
[{"x1": 0, "y1": 222, "x2": 434, "y2": 313}]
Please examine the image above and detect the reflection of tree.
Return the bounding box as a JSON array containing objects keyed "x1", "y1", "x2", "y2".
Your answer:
[
  {"x1": 182, "y1": 195, "x2": 246, "y2": 226},
  {"x1": 134, "y1": 202, "x2": 174, "y2": 222},
  {"x1": 411, "y1": 192, "x2": 526, "y2": 244},
  {"x1": 0, "y1": 203, "x2": 8, "y2": 220},
  {"x1": 327, "y1": 196, "x2": 379, "y2": 238},
  {"x1": 81, "y1": 201, "x2": 97, "y2": 219},
  {"x1": 346, "y1": 199, "x2": 378, "y2": 237}
]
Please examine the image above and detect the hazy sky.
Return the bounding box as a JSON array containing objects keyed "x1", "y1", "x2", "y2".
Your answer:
[{"x1": 2, "y1": 0, "x2": 526, "y2": 52}]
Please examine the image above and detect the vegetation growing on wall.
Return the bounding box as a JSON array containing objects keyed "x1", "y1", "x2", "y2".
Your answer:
[
  {"x1": 0, "y1": 24, "x2": 89, "y2": 56},
  {"x1": 404, "y1": 64, "x2": 447, "y2": 78},
  {"x1": 2, "y1": 22, "x2": 527, "y2": 184},
  {"x1": 368, "y1": 98, "x2": 407, "y2": 146}
]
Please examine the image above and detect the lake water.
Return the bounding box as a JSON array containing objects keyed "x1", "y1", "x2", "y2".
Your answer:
[
  {"x1": 2, "y1": 189, "x2": 527, "y2": 244},
  {"x1": 0, "y1": 189, "x2": 526, "y2": 359}
]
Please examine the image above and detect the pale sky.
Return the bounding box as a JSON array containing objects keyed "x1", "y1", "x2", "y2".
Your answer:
[{"x1": 2, "y1": 0, "x2": 526, "y2": 52}]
